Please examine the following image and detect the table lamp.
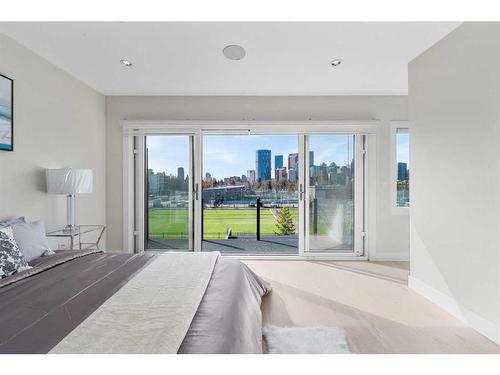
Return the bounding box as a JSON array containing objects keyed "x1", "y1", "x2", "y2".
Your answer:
[{"x1": 46, "y1": 168, "x2": 93, "y2": 233}]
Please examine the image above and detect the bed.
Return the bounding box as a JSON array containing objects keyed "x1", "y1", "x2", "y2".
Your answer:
[{"x1": 0, "y1": 249, "x2": 270, "y2": 354}]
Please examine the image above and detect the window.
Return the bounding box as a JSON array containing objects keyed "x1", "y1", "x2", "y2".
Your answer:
[
  {"x1": 392, "y1": 124, "x2": 409, "y2": 209},
  {"x1": 125, "y1": 121, "x2": 375, "y2": 257}
]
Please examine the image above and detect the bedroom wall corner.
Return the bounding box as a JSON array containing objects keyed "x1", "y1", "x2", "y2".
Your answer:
[
  {"x1": 408, "y1": 22, "x2": 500, "y2": 341},
  {"x1": 0, "y1": 33, "x2": 107, "y2": 247}
]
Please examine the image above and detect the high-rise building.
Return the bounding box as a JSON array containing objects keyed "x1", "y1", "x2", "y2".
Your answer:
[
  {"x1": 256, "y1": 149, "x2": 272, "y2": 182},
  {"x1": 205, "y1": 172, "x2": 211, "y2": 179},
  {"x1": 319, "y1": 162, "x2": 328, "y2": 184},
  {"x1": 398, "y1": 162, "x2": 408, "y2": 181},
  {"x1": 241, "y1": 174, "x2": 247, "y2": 182},
  {"x1": 276, "y1": 167, "x2": 288, "y2": 182},
  {"x1": 275, "y1": 155, "x2": 283, "y2": 170},
  {"x1": 309, "y1": 151, "x2": 314, "y2": 167},
  {"x1": 274, "y1": 155, "x2": 283, "y2": 180},
  {"x1": 288, "y1": 168, "x2": 297, "y2": 183},
  {"x1": 247, "y1": 170, "x2": 256, "y2": 184},
  {"x1": 288, "y1": 153, "x2": 299, "y2": 171},
  {"x1": 177, "y1": 167, "x2": 185, "y2": 180},
  {"x1": 310, "y1": 165, "x2": 321, "y2": 178}
]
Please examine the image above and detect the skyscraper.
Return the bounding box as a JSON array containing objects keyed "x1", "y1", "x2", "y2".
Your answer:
[
  {"x1": 276, "y1": 167, "x2": 288, "y2": 183},
  {"x1": 398, "y1": 162, "x2": 408, "y2": 181},
  {"x1": 247, "y1": 169, "x2": 256, "y2": 184},
  {"x1": 288, "y1": 153, "x2": 299, "y2": 171},
  {"x1": 274, "y1": 155, "x2": 283, "y2": 180},
  {"x1": 275, "y1": 155, "x2": 283, "y2": 170},
  {"x1": 177, "y1": 167, "x2": 185, "y2": 180},
  {"x1": 256, "y1": 150, "x2": 272, "y2": 182},
  {"x1": 309, "y1": 151, "x2": 314, "y2": 167}
]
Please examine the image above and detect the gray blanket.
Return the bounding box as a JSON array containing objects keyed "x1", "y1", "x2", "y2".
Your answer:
[
  {"x1": 179, "y1": 256, "x2": 270, "y2": 353},
  {"x1": 0, "y1": 250, "x2": 269, "y2": 354}
]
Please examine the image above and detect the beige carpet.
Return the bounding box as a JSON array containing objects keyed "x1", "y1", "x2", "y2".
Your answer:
[{"x1": 244, "y1": 260, "x2": 500, "y2": 354}]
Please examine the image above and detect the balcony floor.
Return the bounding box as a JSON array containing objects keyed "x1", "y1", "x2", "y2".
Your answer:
[
  {"x1": 203, "y1": 235, "x2": 298, "y2": 254},
  {"x1": 145, "y1": 235, "x2": 299, "y2": 254}
]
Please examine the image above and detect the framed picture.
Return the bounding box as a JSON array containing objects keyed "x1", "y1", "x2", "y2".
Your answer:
[{"x1": 0, "y1": 74, "x2": 13, "y2": 152}]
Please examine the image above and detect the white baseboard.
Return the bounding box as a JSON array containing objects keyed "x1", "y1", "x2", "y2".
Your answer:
[
  {"x1": 408, "y1": 275, "x2": 500, "y2": 345},
  {"x1": 369, "y1": 253, "x2": 409, "y2": 261}
]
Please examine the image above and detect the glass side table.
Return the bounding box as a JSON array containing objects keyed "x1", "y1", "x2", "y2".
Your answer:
[{"x1": 46, "y1": 225, "x2": 106, "y2": 250}]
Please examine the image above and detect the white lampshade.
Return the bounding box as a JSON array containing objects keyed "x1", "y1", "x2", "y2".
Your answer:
[{"x1": 46, "y1": 168, "x2": 93, "y2": 195}]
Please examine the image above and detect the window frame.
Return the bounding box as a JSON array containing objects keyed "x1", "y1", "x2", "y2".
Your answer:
[
  {"x1": 390, "y1": 121, "x2": 410, "y2": 215},
  {"x1": 122, "y1": 120, "x2": 378, "y2": 260}
]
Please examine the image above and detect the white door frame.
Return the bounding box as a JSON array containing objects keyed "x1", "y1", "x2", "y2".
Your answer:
[{"x1": 122, "y1": 120, "x2": 378, "y2": 259}]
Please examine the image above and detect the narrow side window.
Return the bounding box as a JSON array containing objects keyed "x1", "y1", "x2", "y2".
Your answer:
[{"x1": 396, "y1": 128, "x2": 409, "y2": 207}]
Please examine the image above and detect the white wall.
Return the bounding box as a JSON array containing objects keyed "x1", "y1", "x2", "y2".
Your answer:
[
  {"x1": 409, "y1": 23, "x2": 500, "y2": 343},
  {"x1": 0, "y1": 33, "x2": 106, "y2": 242},
  {"x1": 105, "y1": 96, "x2": 409, "y2": 259}
]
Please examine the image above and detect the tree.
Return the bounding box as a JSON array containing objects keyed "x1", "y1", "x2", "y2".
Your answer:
[{"x1": 274, "y1": 207, "x2": 296, "y2": 236}]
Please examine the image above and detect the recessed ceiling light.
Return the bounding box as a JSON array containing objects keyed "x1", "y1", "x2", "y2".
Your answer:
[
  {"x1": 223, "y1": 45, "x2": 246, "y2": 60},
  {"x1": 120, "y1": 59, "x2": 133, "y2": 67},
  {"x1": 331, "y1": 59, "x2": 342, "y2": 67}
]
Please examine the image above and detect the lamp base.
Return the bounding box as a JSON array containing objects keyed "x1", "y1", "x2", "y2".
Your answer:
[
  {"x1": 66, "y1": 194, "x2": 76, "y2": 233},
  {"x1": 62, "y1": 225, "x2": 77, "y2": 234}
]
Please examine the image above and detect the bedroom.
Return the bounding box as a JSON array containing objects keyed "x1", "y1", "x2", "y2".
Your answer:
[{"x1": 1, "y1": 0, "x2": 499, "y2": 372}]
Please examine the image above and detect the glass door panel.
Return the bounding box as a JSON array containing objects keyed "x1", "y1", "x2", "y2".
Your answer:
[
  {"x1": 307, "y1": 135, "x2": 355, "y2": 252},
  {"x1": 201, "y1": 135, "x2": 299, "y2": 255},
  {"x1": 145, "y1": 135, "x2": 192, "y2": 250}
]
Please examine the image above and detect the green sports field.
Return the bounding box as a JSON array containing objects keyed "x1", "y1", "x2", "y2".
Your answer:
[{"x1": 147, "y1": 207, "x2": 298, "y2": 240}]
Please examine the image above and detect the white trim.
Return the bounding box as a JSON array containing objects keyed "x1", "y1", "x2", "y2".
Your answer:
[
  {"x1": 298, "y1": 135, "x2": 306, "y2": 256},
  {"x1": 122, "y1": 135, "x2": 135, "y2": 253},
  {"x1": 193, "y1": 134, "x2": 203, "y2": 251},
  {"x1": 353, "y1": 134, "x2": 364, "y2": 256},
  {"x1": 365, "y1": 133, "x2": 377, "y2": 260},
  {"x1": 188, "y1": 137, "x2": 194, "y2": 251},
  {"x1": 122, "y1": 120, "x2": 380, "y2": 259},
  {"x1": 390, "y1": 121, "x2": 410, "y2": 216},
  {"x1": 408, "y1": 276, "x2": 500, "y2": 345},
  {"x1": 369, "y1": 253, "x2": 409, "y2": 261},
  {"x1": 121, "y1": 120, "x2": 379, "y2": 136},
  {"x1": 230, "y1": 255, "x2": 368, "y2": 261},
  {"x1": 134, "y1": 136, "x2": 146, "y2": 253}
]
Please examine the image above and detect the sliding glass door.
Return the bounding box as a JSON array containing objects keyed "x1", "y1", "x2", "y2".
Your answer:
[
  {"x1": 134, "y1": 129, "x2": 368, "y2": 257},
  {"x1": 303, "y1": 134, "x2": 365, "y2": 255},
  {"x1": 144, "y1": 135, "x2": 193, "y2": 250},
  {"x1": 201, "y1": 135, "x2": 299, "y2": 255}
]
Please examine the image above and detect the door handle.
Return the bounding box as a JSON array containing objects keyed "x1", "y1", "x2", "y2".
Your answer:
[
  {"x1": 299, "y1": 183, "x2": 304, "y2": 201},
  {"x1": 194, "y1": 183, "x2": 199, "y2": 201}
]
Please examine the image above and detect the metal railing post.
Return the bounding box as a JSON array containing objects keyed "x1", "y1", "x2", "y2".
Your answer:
[
  {"x1": 313, "y1": 198, "x2": 318, "y2": 235},
  {"x1": 256, "y1": 198, "x2": 261, "y2": 241}
]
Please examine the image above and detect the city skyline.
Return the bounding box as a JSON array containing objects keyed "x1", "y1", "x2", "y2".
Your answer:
[{"x1": 146, "y1": 134, "x2": 385, "y2": 179}]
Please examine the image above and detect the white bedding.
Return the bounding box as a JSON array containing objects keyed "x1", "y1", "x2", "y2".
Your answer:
[{"x1": 50, "y1": 251, "x2": 219, "y2": 354}]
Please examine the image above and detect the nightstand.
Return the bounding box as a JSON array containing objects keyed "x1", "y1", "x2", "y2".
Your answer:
[{"x1": 46, "y1": 225, "x2": 106, "y2": 250}]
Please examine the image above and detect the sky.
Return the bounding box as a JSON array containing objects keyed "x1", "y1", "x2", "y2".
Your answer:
[
  {"x1": 147, "y1": 134, "x2": 359, "y2": 179},
  {"x1": 397, "y1": 133, "x2": 409, "y2": 165}
]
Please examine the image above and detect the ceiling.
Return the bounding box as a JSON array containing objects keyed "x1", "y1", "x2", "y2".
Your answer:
[{"x1": 0, "y1": 22, "x2": 461, "y2": 96}]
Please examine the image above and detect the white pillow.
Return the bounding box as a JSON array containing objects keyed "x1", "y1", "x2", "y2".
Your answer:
[{"x1": 12, "y1": 221, "x2": 54, "y2": 262}]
